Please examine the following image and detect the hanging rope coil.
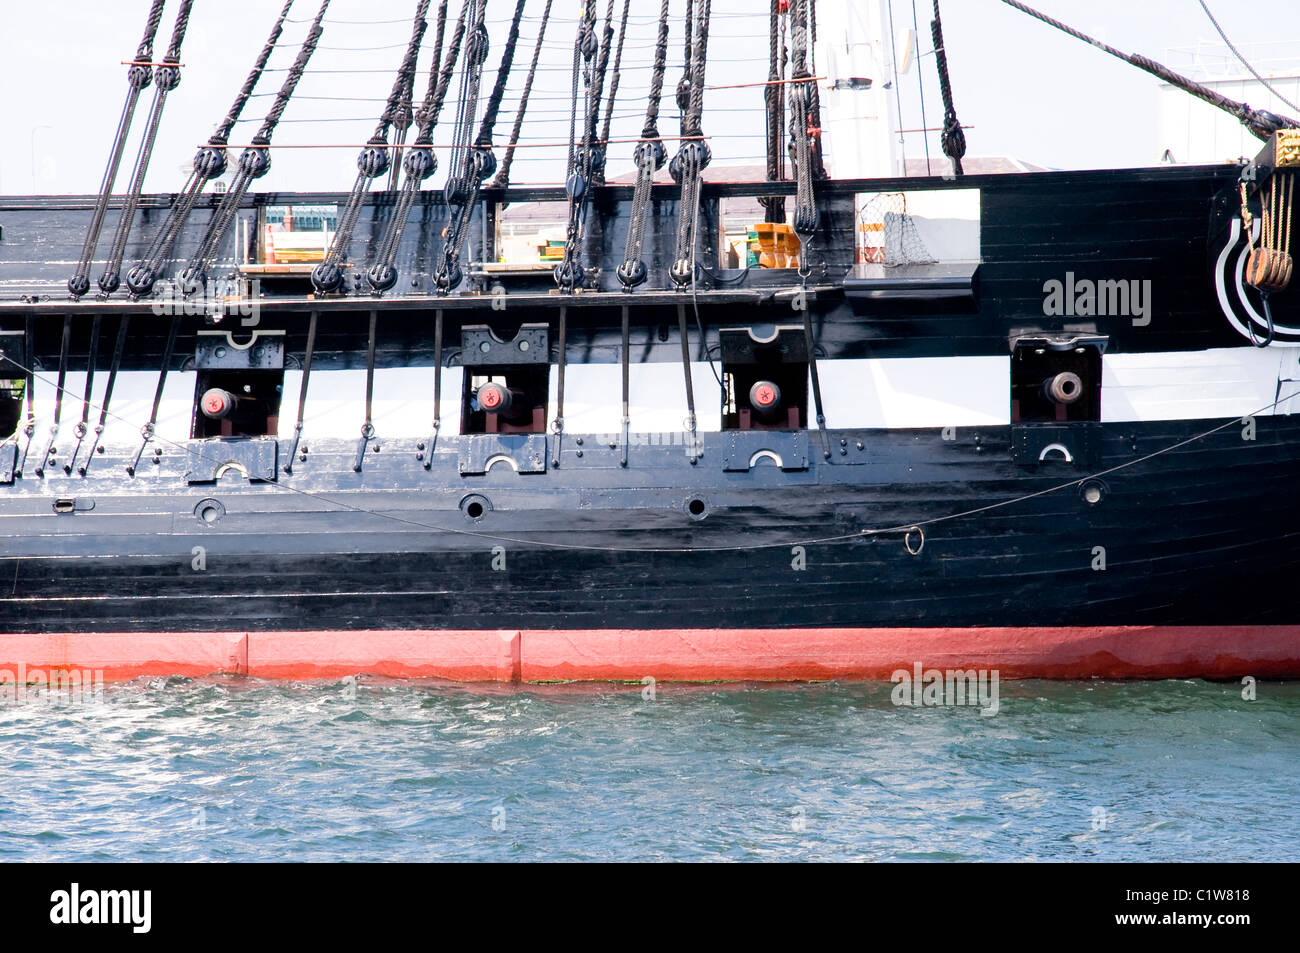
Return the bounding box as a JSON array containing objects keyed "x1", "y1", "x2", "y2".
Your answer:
[
  {"x1": 930, "y1": 0, "x2": 965, "y2": 176},
  {"x1": 1246, "y1": 172, "x2": 1295, "y2": 295},
  {"x1": 126, "y1": 0, "x2": 296, "y2": 300},
  {"x1": 67, "y1": 0, "x2": 167, "y2": 299},
  {"x1": 787, "y1": 0, "x2": 818, "y2": 243},
  {"x1": 312, "y1": 0, "x2": 436, "y2": 295},
  {"x1": 615, "y1": 0, "x2": 670, "y2": 291},
  {"x1": 181, "y1": 0, "x2": 331, "y2": 297}
]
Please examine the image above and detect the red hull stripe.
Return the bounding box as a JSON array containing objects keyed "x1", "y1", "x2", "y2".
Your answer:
[{"x1": 1, "y1": 626, "x2": 1298, "y2": 681}]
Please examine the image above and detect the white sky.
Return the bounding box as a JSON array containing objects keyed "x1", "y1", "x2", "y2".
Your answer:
[{"x1": 2, "y1": 0, "x2": 1298, "y2": 195}]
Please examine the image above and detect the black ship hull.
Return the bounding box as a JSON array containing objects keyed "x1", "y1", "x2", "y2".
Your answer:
[{"x1": 3, "y1": 165, "x2": 1299, "y2": 679}]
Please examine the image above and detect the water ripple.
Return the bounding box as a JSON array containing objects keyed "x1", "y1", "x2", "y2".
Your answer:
[{"x1": 0, "y1": 677, "x2": 1295, "y2": 861}]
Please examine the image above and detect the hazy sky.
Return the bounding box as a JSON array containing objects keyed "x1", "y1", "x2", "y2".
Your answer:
[{"x1": 2, "y1": 0, "x2": 1298, "y2": 195}]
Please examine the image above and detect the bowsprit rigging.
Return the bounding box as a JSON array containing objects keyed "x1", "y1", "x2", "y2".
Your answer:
[
  {"x1": 312, "y1": 0, "x2": 439, "y2": 297},
  {"x1": 179, "y1": 0, "x2": 331, "y2": 298},
  {"x1": 125, "y1": 0, "x2": 296, "y2": 301},
  {"x1": 1000, "y1": 0, "x2": 1299, "y2": 140}
]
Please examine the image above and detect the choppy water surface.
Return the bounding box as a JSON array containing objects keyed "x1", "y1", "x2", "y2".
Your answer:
[{"x1": 0, "y1": 677, "x2": 1296, "y2": 861}]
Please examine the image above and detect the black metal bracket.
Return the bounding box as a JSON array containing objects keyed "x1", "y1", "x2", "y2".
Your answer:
[
  {"x1": 720, "y1": 430, "x2": 810, "y2": 471},
  {"x1": 458, "y1": 434, "x2": 547, "y2": 476},
  {"x1": 185, "y1": 437, "x2": 279, "y2": 483}
]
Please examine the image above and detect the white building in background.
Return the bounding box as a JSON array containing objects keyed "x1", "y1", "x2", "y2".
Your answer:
[{"x1": 1157, "y1": 42, "x2": 1300, "y2": 165}]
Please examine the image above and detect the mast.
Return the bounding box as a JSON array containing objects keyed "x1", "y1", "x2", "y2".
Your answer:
[{"x1": 814, "y1": 0, "x2": 899, "y2": 178}]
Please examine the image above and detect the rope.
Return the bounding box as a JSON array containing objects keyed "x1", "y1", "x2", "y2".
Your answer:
[
  {"x1": 930, "y1": 0, "x2": 965, "y2": 176},
  {"x1": 476, "y1": 0, "x2": 527, "y2": 146},
  {"x1": 33, "y1": 316, "x2": 71, "y2": 478},
  {"x1": 67, "y1": 0, "x2": 168, "y2": 299},
  {"x1": 126, "y1": 0, "x2": 297, "y2": 300},
  {"x1": 554, "y1": 0, "x2": 603, "y2": 293},
  {"x1": 805, "y1": 0, "x2": 826, "y2": 179},
  {"x1": 593, "y1": 0, "x2": 632, "y2": 185},
  {"x1": 75, "y1": 315, "x2": 129, "y2": 477},
  {"x1": 910, "y1": 0, "x2": 931, "y2": 176},
  {"x1": 5, "y1": 348, "x2": 1292, "y2": 555},
  {"x1": 98, "y1": 0, "x2": 196, "y2": 297},
  {"x1": 760, "y1": 0, "x2": 786, "y2": 223},
  {"x1": 1197, "y1": 0, "x2": 1300, "y2": 115},
  {"x1": 1000, "y1": 0, "x2": 1297, "y2": 139},
  {"x1": 788, "y1": 0, "x2": 818, "y2": 241},
  {"x1": 668, "y1": 0, "x2": 713, "y2": 290},
  {"x1": 615, "y1": 0, "x2": 670, "y2": 291},
  {"x1": 126, "y1": 315, "x2": 179, "y2": 477},
  {"x1": 65, "y1": 313, "x2": 102, "y2": 474},
  {"x1": 313, "y1": 0, "x2": 434, "y2": 295},
  {"x1": 365, "y1": 0, "x2": 467, "y2": 295},
  {"x1": 491, "y1": 0, "x2": 554, "y2": 189},
  {"x1": 182, "y1": 0, "x2": 331, "y2": 295},
  {"x1": 284, "y1": 310, "x2": 318, "y2": 474},
  {"x1": 433, "y1": 0, "x2": 508, "y2": 295}
]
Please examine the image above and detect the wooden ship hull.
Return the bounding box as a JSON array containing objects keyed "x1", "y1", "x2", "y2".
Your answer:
[{"x1": 2, "y1": 0, "x2": 1299, "y2": 681}]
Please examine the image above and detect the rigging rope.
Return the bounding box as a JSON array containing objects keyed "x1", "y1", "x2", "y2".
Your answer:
[
  {"x1": 553, "y1": 0, "x2": 605, "y2": 293},
  {"x1": 910, "y1": 0, "x2": 931, "y2": 175},
  {"x1": 760, "y1": 0, "x2": 787, "y2": 224},
  {"x1": 668, "y1": 0, "x2": 713, "y2": 290},
  {"x1": 365, "y1": 0, "x2": 468, "y2": 295},
  {"x1": 312, "y1": 0, "x2": 436, "y2": 296},
  {"x1": 180, "y1": 0, "x2": 331, "y2": 297},
  {"x1": 930, "y1": 0, "x2": 965, "y2": 176},
  {"x1": 491, "y1": 0, "x2": 554, "y2": 190},
  {"x1": 1197, "y1": 0, "x2": 1300, "y2": 116},
  {"x1": 98, "y1": 0, "x2": 195, "y2": 297},
  {"x1": 75, "y1": 315, "x2": 130, "y2": 477},
  {"x1": 432, "y1": 0, "x2": 526, "y2": 295},
  {"x1": 787, "y1": 0, "x2": 818, "y2": 242},
  {"x1": 126, "y1": 0, "x2": 296, "y2": 300},
  {"x1": 592, "y1": 0, "x2": 632, "y2": 186},
  {"x1": 65, "y1": 313, "x2": 101, "y2": 474},
  {"x1": 1000, "y1": 0, "x2": 1297, "y2": 140},
  {"x1": 68, "y1": 0, "x2": 168, "y2": 300},
  {"x1": 615, "y1": 0, "x2": 670, "y2": 291}
]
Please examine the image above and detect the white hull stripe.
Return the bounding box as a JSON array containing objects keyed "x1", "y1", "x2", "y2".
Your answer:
[{"x1": 20, "y1": 347, "x2": 1300, "y2": 445}]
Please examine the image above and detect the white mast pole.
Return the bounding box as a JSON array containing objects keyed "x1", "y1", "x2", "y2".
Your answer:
[{"x1": 815, "y1": 0, "x2": 901, "y2": 179}]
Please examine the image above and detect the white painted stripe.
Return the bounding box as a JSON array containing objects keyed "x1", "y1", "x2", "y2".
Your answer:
[
  {"x1": 818, "y1": 355, "x2": 1010, "y2": 428},
  {"x1": 1101, "y1": 347, "x2": 1299, "y2": 422},
  {"x1": 22, "y1": 347, "x2": 1300, "y2": 448}
]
